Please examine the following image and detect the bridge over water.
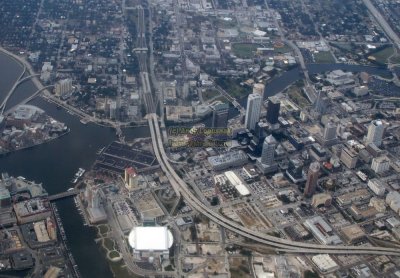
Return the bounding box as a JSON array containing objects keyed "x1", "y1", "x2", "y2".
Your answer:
[{"x1": 48, "y1": 189, "x2": 80, "y2": 201}]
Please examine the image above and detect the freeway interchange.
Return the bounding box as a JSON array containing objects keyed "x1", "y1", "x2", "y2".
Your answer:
[{"x1": 147, "y1": 113, "x2": 400, "y2": 257}]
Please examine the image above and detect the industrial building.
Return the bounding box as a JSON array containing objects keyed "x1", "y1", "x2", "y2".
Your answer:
[
  {"x1": 303, "y1": 216, "x2": 342, "y2": 245},
  {"x1": 224, "y1": 171, "x2": 250, "y2": 196}
]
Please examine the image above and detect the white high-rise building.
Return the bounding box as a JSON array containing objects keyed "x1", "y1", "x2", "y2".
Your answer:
[
  {"x1": 54, "y1": 78, "x2": 73, "y2": 96},
  {"x1": 245, "y1": 93, "x2": 262, "y2": 131},
  {"x1": 261, "y1": 135, "x2": 277, "y2": 165},
  {"x1": 366, "y1": 120, "x2": 384, "y2": 147},
  {"x1": 323, "y1": 122, "x2": 337, "y2": 141}
]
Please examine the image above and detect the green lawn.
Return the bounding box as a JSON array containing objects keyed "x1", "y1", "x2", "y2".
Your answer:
[
  {"x1": 110, "y1": 260, "x2": 140, "y2": 278},
  {"x1": 273, "y1": 44, "x2": 293, "y2": 54},
  {"x1": 370, "y1": 46, "x2": 394, "y2": 64},
  {"x1": 313, "y1": 51, "x2": 336, "y2": 63},
  {"x1": 330, "y1": 42, "x2": 353, "y2": 51},
  {"x1": 109, "y1": 250, "x2": 120, "y2": 259},
  {"x1": 287, "y1": 87, "x2": 310, "y2": 108},
  {"x1": 202, "y1": 89, "x2": 221, "y2": 101},
  {"x1": 391, "y1": 55, "x2": 400, "y2": 64},
  {"x1": 215, "y1": 77, "x2": 252, "y2": 99},
  {"x1": 104, "y1": 237, "x2": 115, "y2": 250},
  {"x1": 98, "y1": 224, "x2": 109, "y2": 235},
  {"x1": 232, "y1": 43, "x2": 261, "y2": 58}
]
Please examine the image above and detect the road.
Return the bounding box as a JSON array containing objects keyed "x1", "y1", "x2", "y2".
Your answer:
[
  {"x1": 362, "y1": 0, "x2": 400, "y2": 51},
  {"x1": 147, "y1": 113, "x2": 400, "y2": 256}
]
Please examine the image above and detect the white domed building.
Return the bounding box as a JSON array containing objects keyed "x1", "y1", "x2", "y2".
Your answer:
[{"x1": 128, "y1": 226, "x2": 173, "y2": 260}]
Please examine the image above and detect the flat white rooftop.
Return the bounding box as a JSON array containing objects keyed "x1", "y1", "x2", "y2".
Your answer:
[{"x1": 128, "y1": 226, "x2": 173, "y2": 251}]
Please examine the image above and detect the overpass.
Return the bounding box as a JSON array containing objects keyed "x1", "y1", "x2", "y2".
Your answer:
[
  {"x1": 0, "y1": 73, "x2": 42, "y2": 115},
  {"x1": 48, "y1": 189, "x2": 80, "y2": 201},
  {"x1": 148, "y1": 113, "x2": 400, "y2": 256},
  {"x1": 4, "y1": 85, "x2": 54, "y2": 115}
]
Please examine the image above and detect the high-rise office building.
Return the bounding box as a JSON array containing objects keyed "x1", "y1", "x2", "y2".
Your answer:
[
  {"x1": 366, "y1": 120, "x2": 384, "y2": 147},
  {"x1": 304, "y1": 162, "x2": 320, "y2": 197},
  {"x1": 266, "y1": 97, "x2": 280, "y2": 124},
  {"x1": 261, "y1": 135, "x2": 277, "y2": 165},
  {"x1": 245, "y1": 93, "x2": 262, "y2": 131},
  {"x1": 286, "y1": 158, "x2": 304, "y2": 183},
  {"x1": 340, "y1": 147, "x2": 358, "y2": 169},
  {"x1": 212, "y1": 103, "x2": 229, "y2": 128},
  {"x1": 125, "y1": 167, "x2": 138, "y2": 190},
  {"x1": 323, "y1": 122, "x2": 337, "y2": 141}
]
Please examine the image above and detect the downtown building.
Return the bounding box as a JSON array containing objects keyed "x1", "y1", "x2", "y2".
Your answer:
[
  {"x1": 245, "y1": 93, "x2": 262, "y2": 131},
  {"x1": 212, "y1": 103, "x2": 229, "y2": 128},
  {"x1": 365, "y1": 120, "x2": 384, "y2": 147}
]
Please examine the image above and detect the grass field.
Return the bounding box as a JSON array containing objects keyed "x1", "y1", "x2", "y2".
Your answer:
[
  {"x1": 232, "y1": 43, "x2": 261, "y2": 58},
  {"x1": 370, "y1": 46, "x2": 394, "y2": 64},
  {"x1": 109, "y1": 250, "x2": 120, "y2": 259},
  {"x1": 287, "y1": 86, "x2": 310, "y2": 108},
  {"x1": 216, "y1": 77, "x2": 252, "y2": 99},
  {"x1": 313, "y1": 51, "x2": 336, "y2": 63},
  {"x1": 392, "y1": 56, "x2": 400, "y2": 64},
  {"x1": 330, "y1": 42, "x2": 353, "y2": 51},
  {"x1": 104, "y1": 237, "x2": 115, "y2": 250},
  {"x1": 110, "y1": 260, "x2": 139, "y2": 278},
  {"x1": 98, "y1": 224, "x2": 109, "y2": 236},
  {"x1": 202, "y1": 89, "x2": 221, "y2": 101}
]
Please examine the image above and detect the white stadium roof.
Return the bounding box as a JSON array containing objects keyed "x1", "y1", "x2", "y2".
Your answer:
[{"x1": 128, "y1": 227, "x2": 173, "y2": 251}]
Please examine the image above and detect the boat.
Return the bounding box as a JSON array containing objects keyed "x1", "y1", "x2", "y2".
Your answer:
[
  {"x1": 67, "y1": 188, "x2": 75, "y2": 192},
  {"x1": 74, "y1": 168, "x2": 85, "y2": 178}
]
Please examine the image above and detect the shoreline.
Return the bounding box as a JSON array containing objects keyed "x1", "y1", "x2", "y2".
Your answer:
[{"x1": 0, "y1": 129, "x2": 71, "y2": 157}]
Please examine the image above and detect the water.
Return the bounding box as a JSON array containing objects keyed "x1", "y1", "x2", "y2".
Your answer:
[
  {"x1": 0, "y1": 51, "x2": 393, "y2": 277},
  {"x1": 0, "y1": 53, "x2": 148, "y2": 278},
  {"x1": 0, "y1": 53, "x2": 24, "y2": 104}
]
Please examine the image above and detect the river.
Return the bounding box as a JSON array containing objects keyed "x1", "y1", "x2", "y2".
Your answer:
[
  {"x1": 0, "y1": 53, "x2": 150, "y2": 277},
  {"x1": 0, "y1": 51, "x2": 393, "y2": 277}
]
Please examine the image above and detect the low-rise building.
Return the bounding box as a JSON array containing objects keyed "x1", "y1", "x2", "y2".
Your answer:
[
  {"x1": 304, "y1": 216, "x2": 342, "y2": 245},
  {"x1": 371, "y1": 156, "x2": 391, "y2": 174},
  {"x1": 13, "y1": 198, "x2": 51, "y2": 224},
  {"x1": 340, "y1": 224, "x2": 365, "y2": 243},
  {"x1": 336, "y1": 189, "x2": 370, "y2": 207},
  {"x1": 207, "y1": 150, "x2": 248, "y2": 171},
  {"x1": 367, "y1": 179, "x2": 386, "y2": 196},
  {"x1": 312, "y1": 254, "x2": 339, "y2": 273},
  {"x1": 386, "y1": 191, "x2": 400, "y2": 215},
  {"x1": 224, "y1": 171, "x2": 250, "y2": 196},
  {"x1": 369, "y1": 197, "x2": 386, "y2": 213}
]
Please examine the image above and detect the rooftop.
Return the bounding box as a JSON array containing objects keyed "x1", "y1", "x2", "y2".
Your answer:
[{"x1": 128, "y1": 226, "x2": 173, "y2": 251}]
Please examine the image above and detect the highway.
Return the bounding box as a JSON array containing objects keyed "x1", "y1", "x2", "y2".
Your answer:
[
  {"x1": 147, "y1": 113, "x2": 400, "y2": 256},
  {"x1": 127, "y1": 0, "x2": 400, "y2": 258},
  {"x1": 362, "y1": 0, "x2": 400, "y2": 51}
]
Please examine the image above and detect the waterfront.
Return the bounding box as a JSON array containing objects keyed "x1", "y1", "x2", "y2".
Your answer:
[
  {"x1": 0, "y1": 52, "x2": 150, "y2": 278},
  {"x1": 0, "y1": 49, "x2": 395, "y2": 277}
]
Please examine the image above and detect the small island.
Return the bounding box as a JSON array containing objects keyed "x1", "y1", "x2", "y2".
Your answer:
[{"x1": 0, "y1": 105, "x2": 68, "y2": 155}]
